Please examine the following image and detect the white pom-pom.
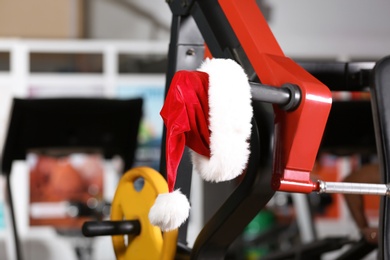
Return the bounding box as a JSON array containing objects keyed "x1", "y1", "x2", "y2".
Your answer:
[{"x1": 148, "y1": 189, "x2": 191, "y2": 232}]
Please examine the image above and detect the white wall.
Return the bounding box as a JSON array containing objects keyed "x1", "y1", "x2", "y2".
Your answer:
[
  {"x1": 263, "y1": 0, "x2": 390, "y2": 60},
  {"x1": 90, "y1": 0, "x2": 390, "y2": 60},
  {"x1": 88, "y1": 0, "x2": 171, "y2": 40}
]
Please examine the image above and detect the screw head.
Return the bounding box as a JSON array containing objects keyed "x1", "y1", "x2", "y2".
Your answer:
[{"x1": 186, "y1": 48, "x2": 195, "y2": 56}]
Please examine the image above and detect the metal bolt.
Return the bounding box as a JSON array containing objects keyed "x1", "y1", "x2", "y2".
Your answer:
[{"x1": 186, "y1": 48, "x2": 195, "y2": 56}]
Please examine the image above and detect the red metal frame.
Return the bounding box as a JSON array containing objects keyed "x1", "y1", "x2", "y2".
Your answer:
[{"x1": 219, "y1": 0, "x2": 332, "y2": 193}]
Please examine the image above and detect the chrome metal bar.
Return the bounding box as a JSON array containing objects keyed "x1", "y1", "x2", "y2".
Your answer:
[{"x1": 317, "y1": 180, "x2": 390, "y2": 196}]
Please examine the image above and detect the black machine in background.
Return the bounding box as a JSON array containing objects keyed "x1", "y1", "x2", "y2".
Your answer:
[{"x1": 1, "y1": 97, "x2": 143, "y2": 260}]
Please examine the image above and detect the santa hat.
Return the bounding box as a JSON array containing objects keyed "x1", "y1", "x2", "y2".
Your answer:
[{"x1": 148, "y1": 58, "x2": 253, "y2": 231}]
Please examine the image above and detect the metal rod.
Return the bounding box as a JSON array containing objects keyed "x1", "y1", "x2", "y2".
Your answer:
[
  {"x1": 250, "y1": 82, "x2": 290, "y2": 105},
  {"x1": 317, "y1": 180, "x2": 390, "y2": 196},
  {"x1": 82, "y1": 220, "x2": 141, "y2": 237},
  {"x1": 250, "y1": 82, "x2": 301, "y2": 111}
]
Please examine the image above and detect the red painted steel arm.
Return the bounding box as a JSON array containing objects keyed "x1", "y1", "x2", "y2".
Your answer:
[{"x1": 219, "y1": 0, "x2": 332, "y2": 193}]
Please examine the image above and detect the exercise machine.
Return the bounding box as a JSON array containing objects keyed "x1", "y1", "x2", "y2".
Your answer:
[{"x1": 84, "y1": 0, "x2": 390, "y2": 259}]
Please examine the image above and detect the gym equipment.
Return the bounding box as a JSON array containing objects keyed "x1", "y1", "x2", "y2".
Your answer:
[
  {"x1": 317, "y1": 180, "x2": 390, "y2": 196},
  {"x1": 1, "y1": 97, "x2": 143, "y2": 260},
  {"x1": 76, "y1": 3, "x2": 388, "y2": 258},
  {"x1": 3, "y1": 0, "x2": 387, "y2": 259},
  {"x1": 370, "y1": 56, "x2": 390, "y2": 260},
  {"x1": 162, "y1": 1, "x2": 329, "y2": 257},
  {"x1": 160, "y1": 0, "x2": 386, "y2": 259},
  {"x1": 82, "y1": 167, "x2": 177, "y2": 260}
]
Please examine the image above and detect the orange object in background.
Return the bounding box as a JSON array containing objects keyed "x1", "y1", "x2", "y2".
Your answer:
[
  {"x1": 29, "y1": 153, "x2": 104, "y2": 229},
  {"x1": 313, "y1": 154, "x2": 380, "y2": 221},
  {"x1": 364, "y1": 194, "x2": 380, "y2": 220}
]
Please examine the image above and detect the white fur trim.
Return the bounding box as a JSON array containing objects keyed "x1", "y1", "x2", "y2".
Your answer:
[
  {"x1": 148, "y1": 189, "x2": 190, "y2": 232},
  {"x1": 194, "y1": 58, "x2": 253, "y2": 182}
]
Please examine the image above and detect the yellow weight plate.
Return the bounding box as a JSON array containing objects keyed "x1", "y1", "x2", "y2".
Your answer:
[{"x1": 111, "y1": 167, "x2": 177, "y2": 260}]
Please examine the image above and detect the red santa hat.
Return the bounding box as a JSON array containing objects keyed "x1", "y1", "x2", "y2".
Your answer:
[{"x1": 148, "y1": 58, "x2": 253, "y2": 231}]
